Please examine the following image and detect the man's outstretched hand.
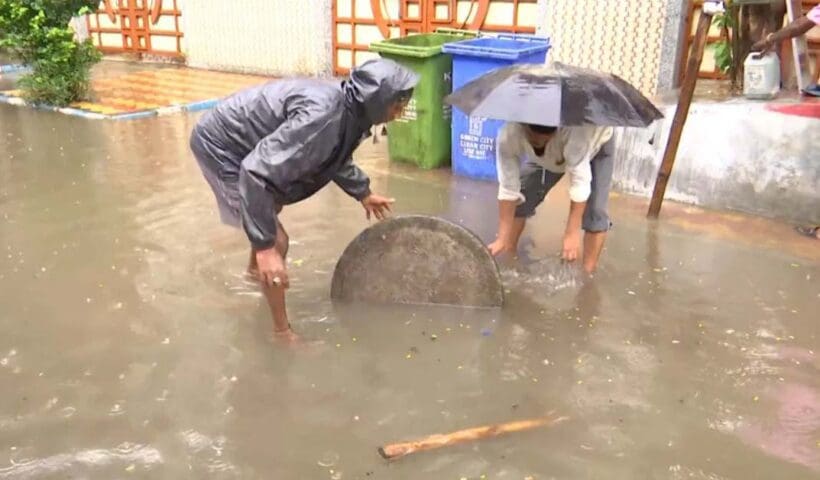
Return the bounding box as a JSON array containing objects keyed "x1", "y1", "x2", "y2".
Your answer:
[{"x1": 362, "y1": 193, "x2": 395, "y2": 220}]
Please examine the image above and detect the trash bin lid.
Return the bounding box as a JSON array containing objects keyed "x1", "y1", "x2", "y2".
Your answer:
[
  {"x1": 442, "y1": 34, "x2": 550, "y2": 61},
  {"x1": 369, "y1": 30, "x2": 478, "y2": 58}
]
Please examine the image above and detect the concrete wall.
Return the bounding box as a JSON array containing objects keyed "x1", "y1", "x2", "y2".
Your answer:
[
  {"x1": 180, "y1": 0, "x2": 333, "y2": 77},
  {"x1": 656, "y1": 0, "x2": 687, "y2": 92},
  {"x1": 612, "y1": 102, "x2": 820, "y2": 224},
  {"x1": 536, "y1": 0, "x2": 687, "y2": 95}
]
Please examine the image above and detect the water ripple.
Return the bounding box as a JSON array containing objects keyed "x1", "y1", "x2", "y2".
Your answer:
[{"x1": 0, "y1": 443, "x2": 162, "y2": 479}]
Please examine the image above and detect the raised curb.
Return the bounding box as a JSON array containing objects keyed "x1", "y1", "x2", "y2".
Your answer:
[{"x1": 0, "y1": 91, "x2": 221, "y2": 120}]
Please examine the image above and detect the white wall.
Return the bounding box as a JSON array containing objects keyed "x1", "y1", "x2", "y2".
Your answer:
[
  {"x1": 181, "y1": 0, "x2": 333, "y2": 77},
  {"x1": 612, "y1": 101, "x2": 820, "y2": 224}
]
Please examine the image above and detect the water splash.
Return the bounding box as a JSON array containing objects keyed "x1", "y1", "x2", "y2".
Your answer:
[{"x1": 502, "y1": 257, "x2": 585, "y2": 294}]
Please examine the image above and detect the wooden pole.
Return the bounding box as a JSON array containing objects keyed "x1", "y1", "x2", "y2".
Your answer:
[
  {"x1": 728, "y1": 5, "x2": 741, "y2": 90},
  {"x1": 378, "y1": 414, "x2": 569, "y2": 460},
  {"x1": 647, "y1": 8, "x2": 714, "y2": 218}
]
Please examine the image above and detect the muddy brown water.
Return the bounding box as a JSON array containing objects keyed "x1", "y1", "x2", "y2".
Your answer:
[{"x1": 0, "y1": 104, "x2": 818, "y2": 479}]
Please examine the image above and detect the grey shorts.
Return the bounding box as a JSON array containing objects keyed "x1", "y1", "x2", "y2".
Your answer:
[
  {"x1": 515, "y1": 138, "x2": 614, "y2": 232},
  {"x1": 190, "y1": 134, "x2": 242, "y2": 228}
]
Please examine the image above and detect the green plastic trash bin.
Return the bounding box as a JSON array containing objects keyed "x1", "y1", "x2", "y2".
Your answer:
[{"x1": 369, "y1": 29, "x2": 477, "y2": 169}]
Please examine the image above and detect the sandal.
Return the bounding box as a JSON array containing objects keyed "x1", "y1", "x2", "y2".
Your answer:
[
  {"x1": 795, "y1": 225, "x2": 819, "y2": 239},
  {"x1": 803, "y1": 84, "x2": 820, "y2": 97}
]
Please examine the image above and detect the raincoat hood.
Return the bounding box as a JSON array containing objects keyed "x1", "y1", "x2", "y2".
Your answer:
[{"x1": 345, "y1": 58, "x2": 419, "y2": 124}]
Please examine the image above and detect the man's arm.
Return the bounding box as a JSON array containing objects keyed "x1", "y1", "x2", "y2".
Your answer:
[
  {"x1": 496, "y1": 199, "x2": 518, "y2": 247},
  {"x1": 753, "y1": 15, "x2": 816, "y2": 51},
  {"x1": 493, "y1": 126, "x2": 525, "y2": 251},
  {"x1": 561, "y1": 128, "x2": 607, "y2": 262},
  {"x1": 334, "y1": 160, "x2": 395, "y2": 220},
  {"x1": 562, "y1": 160, "x2": 591, "y2": 262},
  {"x1": 239, "y1": 109, "x2": 338, "y2": 249},
  {"x1": 333, "y1": 162, "x2": 372, "y2": 201},
  {"x1": 562, "y1": 200, "x2": 586, "y2": 262}
]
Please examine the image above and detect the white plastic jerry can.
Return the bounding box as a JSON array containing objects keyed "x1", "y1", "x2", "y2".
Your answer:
[{"x1": 744, "y1": 52, "x2": 781, "y2": 100}]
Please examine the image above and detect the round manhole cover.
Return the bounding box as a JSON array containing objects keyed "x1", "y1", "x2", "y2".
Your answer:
[{"x1": 331, "y1": 215, "x2": 503, "y2": 308}]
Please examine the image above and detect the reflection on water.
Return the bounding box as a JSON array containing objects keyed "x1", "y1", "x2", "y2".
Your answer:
[
  {"x1": 0, "y1": 104, "x2": 818, "y2": 479},
  {"x1": 0, "y1": 443, "x2": 162, "y2": 479}
]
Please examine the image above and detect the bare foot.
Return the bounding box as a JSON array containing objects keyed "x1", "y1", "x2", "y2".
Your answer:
[
  {"x1": 268, "y1": 329, "x2": 329, "y2": 350},
  {"x1": 272, "y1": 328, "x2": 300, "y2": 345}
]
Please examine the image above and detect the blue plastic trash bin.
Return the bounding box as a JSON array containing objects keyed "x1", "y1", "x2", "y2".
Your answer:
[{"x1": 442, "y1": 34, "x2": 550, "y2": 180}]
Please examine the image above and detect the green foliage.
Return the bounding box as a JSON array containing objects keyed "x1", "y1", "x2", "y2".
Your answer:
[
  {"x1": 712, "y1": 10, "x2": 735, "y2": 31},
  {"x1": 712, "y1": 12, "x2": 736, "y2": 75},
  {"x1": 0, "y1": 0, "x2": 102, "y2": 106},
  {"x1": 713, "y1": 40, "x2": 733, "y2": 74}
]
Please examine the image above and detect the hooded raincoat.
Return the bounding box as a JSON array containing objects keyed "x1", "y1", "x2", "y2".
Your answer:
[{"x1": 191, "y1": 59, "x2": 418, "y2": 250}]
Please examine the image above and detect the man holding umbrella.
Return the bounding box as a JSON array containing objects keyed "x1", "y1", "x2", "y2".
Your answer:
[
  {"x1": 447, "y1": 63, "x2": 663, "y2": 273},
  {"x1": 489, "y1": 123, "x2": 614, "y2": 273}
]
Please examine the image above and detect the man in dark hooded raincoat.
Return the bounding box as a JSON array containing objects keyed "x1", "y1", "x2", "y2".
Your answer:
[{"x1": 190, "y1": 59, "x2": 418, "y2": 341}]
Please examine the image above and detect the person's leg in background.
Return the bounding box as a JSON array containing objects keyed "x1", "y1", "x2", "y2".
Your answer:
[
  {"x1": 795, "y1": 225, "x2": 820, "y2": 240},
  {"x1": 581, "y1": 139, "x2": 615, "y2": 273}
]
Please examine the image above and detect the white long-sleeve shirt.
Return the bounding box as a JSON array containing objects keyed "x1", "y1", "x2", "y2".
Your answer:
[{"x1": 495, "y1": 123, "x2": 613, "y2": 204}]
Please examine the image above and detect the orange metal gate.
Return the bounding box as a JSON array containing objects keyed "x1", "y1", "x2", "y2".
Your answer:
[
  {"x1": 332, "y1": 0, "x2": 539, "y2": 75},
  {"x1": 86, "y1": 0, "x2": 183, "y2": 58}
]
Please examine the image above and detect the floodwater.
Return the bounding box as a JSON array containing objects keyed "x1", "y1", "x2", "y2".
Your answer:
[{"x1": 1, "y1": 104, "x2": 818, "y2": 480}]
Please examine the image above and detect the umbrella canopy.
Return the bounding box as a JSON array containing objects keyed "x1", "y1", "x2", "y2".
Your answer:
[{"x1": 445, "y1": 62, "x2": 663, "y2": 128}]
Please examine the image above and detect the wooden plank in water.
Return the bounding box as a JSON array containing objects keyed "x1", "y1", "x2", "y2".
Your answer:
[{"x1": 378, "y1": 414, "x2": 569, "y2": 460}]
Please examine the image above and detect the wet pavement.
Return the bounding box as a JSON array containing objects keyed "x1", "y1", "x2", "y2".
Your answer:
[
  {"x1": 0, "y1": 104, "x2": 818, "y2": 479},
  {"x1": 0, "y1": 60, "x2": 269, "y2": 117}
]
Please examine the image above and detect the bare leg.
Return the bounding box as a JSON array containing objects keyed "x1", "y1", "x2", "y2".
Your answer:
[
  {"x1": 256, "y1": 222, "x2": 293, "y2": 338},
  {"x1": 582, "y1": 231, "x2": 607, "y2": 273},
  {"x1": 581, "y1": 139, "x2": 614, "y2": 274}
]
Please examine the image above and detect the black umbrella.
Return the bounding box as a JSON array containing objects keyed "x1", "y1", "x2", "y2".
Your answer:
[{"x1": 445, "y1": 62, "x2": 663, "y2": 128}]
